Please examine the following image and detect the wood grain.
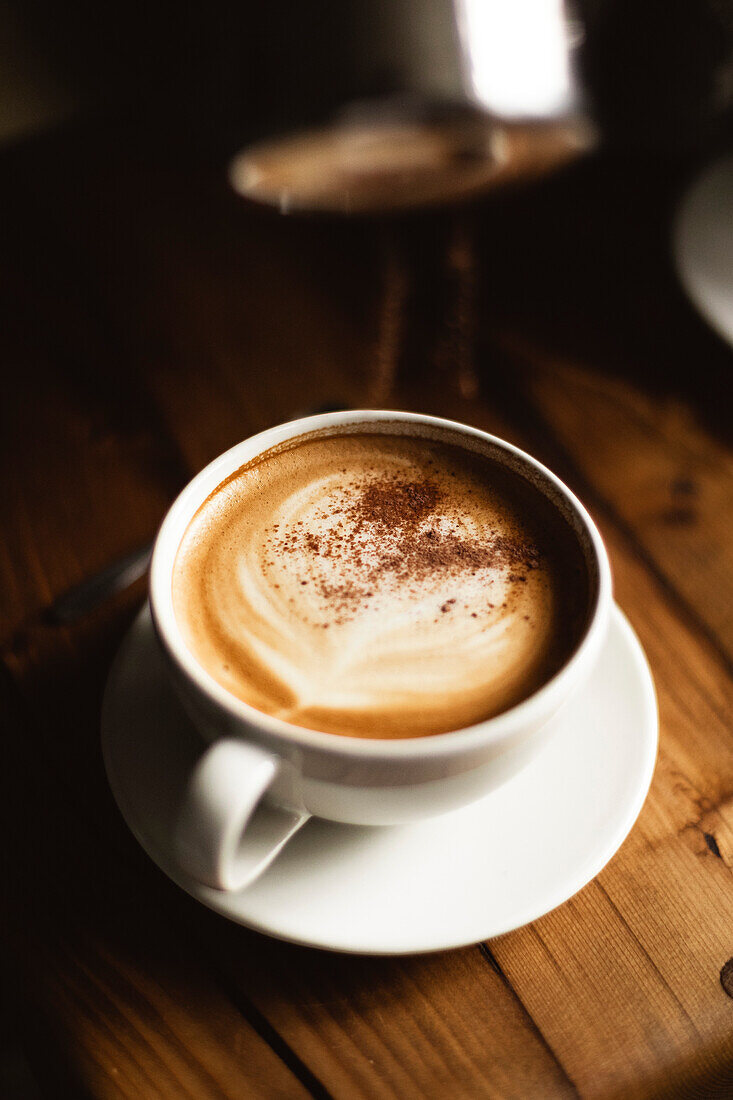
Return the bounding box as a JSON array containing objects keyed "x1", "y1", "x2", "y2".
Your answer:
[
  {"x1": 511, "y1": 343, "x2": 733, "y2": 664},
  {"x1": 1, "y1": 121, "x2": 732, "y2": 1098}
]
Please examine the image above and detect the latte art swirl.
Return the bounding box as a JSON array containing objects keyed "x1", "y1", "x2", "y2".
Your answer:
[{"x1": 172, "y1": 432, "x2": 589, "y2": 738}]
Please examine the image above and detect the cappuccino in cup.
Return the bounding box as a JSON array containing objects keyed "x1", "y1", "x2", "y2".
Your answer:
[
  {"x1": 172, "y1": 425, "x2": 590, "y2": 739},
  {"x1": 151, "y1": 411, "x2": 611, "y2": 889}
]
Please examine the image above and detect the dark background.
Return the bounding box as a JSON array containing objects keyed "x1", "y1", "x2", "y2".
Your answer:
[{"x1": 3, "y1": 0, "x2": 733, "y2": 154}]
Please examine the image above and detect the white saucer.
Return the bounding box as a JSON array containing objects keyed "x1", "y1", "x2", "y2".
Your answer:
[
  {"x1": 102, "y1": 605, "x2": 657, "y2": 955},
  {"x1": 674, "y1": 153, "x2": 733, "y2": 346}
]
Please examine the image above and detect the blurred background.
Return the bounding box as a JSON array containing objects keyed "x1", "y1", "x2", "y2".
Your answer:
[{"x1": 2, "y1": 0, "x2": 733, "y2": 154}]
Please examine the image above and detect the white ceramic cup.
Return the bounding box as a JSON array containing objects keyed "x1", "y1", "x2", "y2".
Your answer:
[{"x1": 150, "y1": 410, "x2": 612, "y2": 891}]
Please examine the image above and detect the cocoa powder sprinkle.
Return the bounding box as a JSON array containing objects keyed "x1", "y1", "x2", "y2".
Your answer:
[
  {"x1": 264, "y1": 473, "x2": 540, "y2": 624},
  {"x1": 347, "y1": 477, "x2": 442, "y2": 533}
]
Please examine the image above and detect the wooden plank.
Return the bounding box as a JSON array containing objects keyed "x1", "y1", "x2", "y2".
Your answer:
[
  {"x1": 0, "y1": 256, "x2": 188, "y2": 648},
  {"x1": 0, "y1": 370, "x2": 171, "y2": 647},
  {"x1": 483, "y1": 361, "x2": 733, "y2": 1095},
  {"x1": 388, "y1": 367, "x2": 733, "y2": 1096},
  {"x1": 505, "y1": 341, "x2": 733, "y2": 663},
  {"x1": 492, "y1": 519, "x2": 733, "y2": 1098},
  {"x1": 0, "y1": 674, "x2": 312, "y2": 1100}
]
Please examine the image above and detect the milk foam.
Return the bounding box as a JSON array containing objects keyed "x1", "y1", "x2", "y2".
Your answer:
[{"x1": 172, "y1": 432, "x2": 583, "y2": 738}]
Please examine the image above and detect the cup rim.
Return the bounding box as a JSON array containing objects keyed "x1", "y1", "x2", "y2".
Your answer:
[{"x1": 150, "y1": 409, "x2": 612, "y2": 760}]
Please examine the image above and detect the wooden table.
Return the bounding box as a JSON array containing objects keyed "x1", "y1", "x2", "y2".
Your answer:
[{"x1": 1, "y1": 120, "x2": 733, "y2": 1099}]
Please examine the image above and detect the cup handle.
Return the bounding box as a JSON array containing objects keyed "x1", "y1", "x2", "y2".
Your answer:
[{"x1": 174, "y1": 739, "x2": 310, "y2": 891}]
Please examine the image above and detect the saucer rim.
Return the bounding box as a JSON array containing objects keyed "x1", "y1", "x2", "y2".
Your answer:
[{"x1": 102, "y1": 603, "x2": 657, "y2": 955}]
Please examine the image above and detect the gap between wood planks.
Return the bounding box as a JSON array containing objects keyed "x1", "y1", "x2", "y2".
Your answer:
[
  {"x1": 478, "y1": 944, "x2": 579, "y2": 1095},
  {"x1": 198, "y1": 956, "x2": 335, "y2": 1100}
]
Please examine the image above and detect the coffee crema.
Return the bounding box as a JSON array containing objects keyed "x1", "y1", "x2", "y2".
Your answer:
[{"x1": 172, "y1": 430, "x2": 590, "y2": 738}]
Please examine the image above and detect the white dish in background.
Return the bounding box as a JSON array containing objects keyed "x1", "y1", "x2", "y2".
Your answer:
[
  {"x1": 674, "y1": 153, "x2": 733, "y2": 347},
  {"x1": 102, "y1": 604, "x2": 657, "y2": 955}
]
